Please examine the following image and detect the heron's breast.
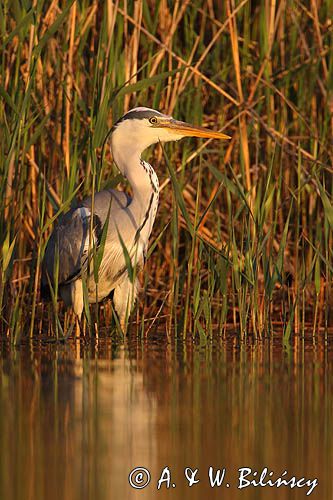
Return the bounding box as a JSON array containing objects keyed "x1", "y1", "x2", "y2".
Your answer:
[{"x1": 87, "y1": 239, "x2": 144, "y2": 301}]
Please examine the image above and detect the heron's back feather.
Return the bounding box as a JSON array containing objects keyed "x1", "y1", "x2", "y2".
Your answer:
[
  {"x1": 41, "y1": 189, "x2": 132, "y2": 300},
  {"x1": 41, "y1": 207, "x2": 98, "y2": 293}
]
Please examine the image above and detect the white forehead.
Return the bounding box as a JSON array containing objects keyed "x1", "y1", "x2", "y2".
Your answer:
[
  {"x1": 118, "y1": 107, "x2": 171, "y2": 123},
  {"x1": 131, "y1": 106, "x2": 161, "y2": 113},
  {"x1": 130, "y1": 107, "x2": 164, "y2": 115}
]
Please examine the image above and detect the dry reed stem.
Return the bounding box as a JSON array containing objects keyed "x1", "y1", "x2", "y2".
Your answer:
[
  {"x1": 124, "y1": 0, "x2": 143, "y2": 110},
  {"x1": 310, "y1": 0, "x2": 328, "y2": 81},
  {"x1": 4, "y1": 152, "x2": 15, "y2": 221},
  {"x1": 227, "y1": 0, "x2": 251, "y2": 197},
  {"x1": 197, "y1": 135, "x2": 236, "y2": 231},
  {"x1": 26, "y1": 153, "x2": 61, "y2": 207},
  {"x1": 248, "y1": 1, "x2": 277, "y2": 104},
  {"x1": 149, "y1": 0, "x2": 190, "y2": 78},
  {"x1": 100, "y1": 0, "x2": 118, "y2": 104},
  {"x1": 290, "y1": 7, "x2": 327, "y2": 99},
  {"x1": 247, "y1": 109, "x2": 321, "y2": 164},
  {"x1": 74, "y1": 4, "x2": 98, "y2": 51},
  {"x1": 114, "y1": 2, "x2": 239, "y2": 105},
  {"x1": 183, "y1": 0, "x2": 249, "y2": 91}
]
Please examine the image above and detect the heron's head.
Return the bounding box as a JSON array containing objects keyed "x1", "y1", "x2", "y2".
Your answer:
[{"x1": 110, "y1": 107, "x2": 230, "y2": 157}]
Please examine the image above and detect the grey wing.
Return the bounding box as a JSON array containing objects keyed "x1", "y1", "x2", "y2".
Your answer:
[
  {"x1": 81, "y1": 188, "x2": 131, "y2": 225},
  {"x1": 41, "y1": 189, "x2": 131, "y2": 299},
  {"x1": 41, "y1": 206, "x2": 97, "y2": 296}
]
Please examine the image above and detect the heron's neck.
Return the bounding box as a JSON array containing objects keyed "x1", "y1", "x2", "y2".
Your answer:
[
  {"x1": 112, "y1": 144, "x2": 159, "y2": 237},
  {"x1": 114, "y1": 144, "x2": 158, "y2": 197}
]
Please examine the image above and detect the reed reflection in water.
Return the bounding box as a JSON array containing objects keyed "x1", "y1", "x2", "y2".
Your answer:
[{"x1": 0, "y1": 336, "x2": 331, "y2": 499}]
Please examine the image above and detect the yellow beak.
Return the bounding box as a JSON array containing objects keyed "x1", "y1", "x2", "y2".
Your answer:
[{"x1": 162, "y1": 118, "x2": 231, "y2": 140}]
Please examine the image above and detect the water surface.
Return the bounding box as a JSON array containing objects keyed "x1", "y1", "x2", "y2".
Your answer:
[{"x1": 0, "y1": 334, "x2": 331, "y2": 499}]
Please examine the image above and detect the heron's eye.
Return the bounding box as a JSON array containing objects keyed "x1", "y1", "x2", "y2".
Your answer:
[{"x1": 149, "y1": 117, "x2": 158, "y2": 125}]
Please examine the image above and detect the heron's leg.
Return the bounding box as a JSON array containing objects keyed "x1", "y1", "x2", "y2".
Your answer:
[
  {"x1": 61, "y1": 280, "x2": 84, "y2": 337},
  {"x1": 63, "y1": 311, "x2": 82, "y2": 339},
  {"x1": 113, "y1": 277, "x2": 139, "y2": 332},
  {"x1": 71, "y1": 279, "x2": 84, "y2": 317},
  {"x1": 63, "y1": 309, "x2": 84, "y2": 340},
  {"x1": 75, "y1": 315, "x2": 81, "y2": 338}
]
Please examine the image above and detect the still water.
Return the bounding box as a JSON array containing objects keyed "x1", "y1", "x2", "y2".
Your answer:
[{"x1": 0, "y1": 334, "x2": 332, "y2": 500}]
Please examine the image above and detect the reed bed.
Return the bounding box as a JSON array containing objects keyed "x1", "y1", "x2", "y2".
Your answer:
[{"x1": 0, "y1": 0, "x2": 332, "y2": 341}]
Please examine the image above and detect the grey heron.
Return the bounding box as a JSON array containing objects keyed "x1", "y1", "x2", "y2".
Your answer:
[{"x1": 41, "y1": 107, "x2": 230, "y2": 331}]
